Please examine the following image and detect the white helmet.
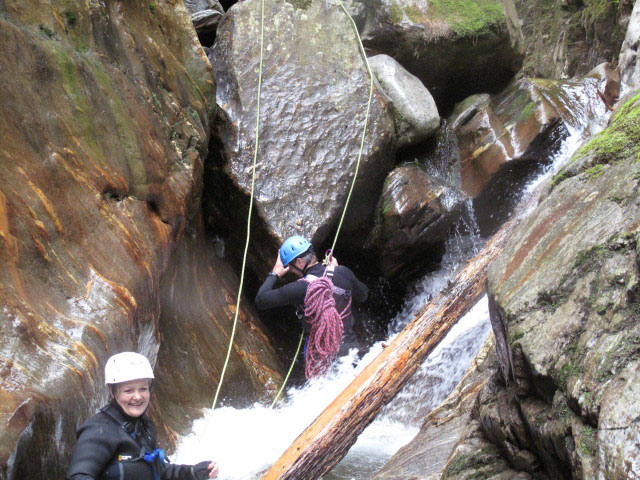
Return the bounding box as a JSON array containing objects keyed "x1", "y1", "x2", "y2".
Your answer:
[{"x1": 104, "y1": 352, "x2": 155, "y2": 385}]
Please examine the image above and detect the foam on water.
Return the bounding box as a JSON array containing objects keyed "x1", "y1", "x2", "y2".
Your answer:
[{"x1": 173, "y1": 294, "x2": 491, "y2": 480}]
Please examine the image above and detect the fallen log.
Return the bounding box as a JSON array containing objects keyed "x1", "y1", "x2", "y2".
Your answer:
[{"x1": 261, "y1": 211, "x2": 523, "y2": 480}]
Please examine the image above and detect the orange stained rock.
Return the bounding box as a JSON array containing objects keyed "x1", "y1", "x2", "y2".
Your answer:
[{"x1": 19, "y1": 169, "x2": 65, "y2": 235}]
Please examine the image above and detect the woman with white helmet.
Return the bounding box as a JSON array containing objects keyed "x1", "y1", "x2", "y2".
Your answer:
[{"x1": 67, "y1": 352, "x2": 218, "y2": 480}]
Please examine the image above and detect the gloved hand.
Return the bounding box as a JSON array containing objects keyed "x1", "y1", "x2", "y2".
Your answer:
[{"x1": 191, "y1": 461, "x2": 218, "y2": 479}]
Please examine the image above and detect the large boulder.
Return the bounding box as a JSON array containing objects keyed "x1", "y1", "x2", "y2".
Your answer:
[
  {"x1": 351, "y1": 0, "x2": 524, "y2": 109},
  {"x1": 449, "y1": 73, "x2": 614, "y2": 235},
  {"x1": 515, "y1": 0, "x2": 634, "y2": 79},
  {"x1": 0, "y1": 1, "x2": 273, "y2": 478},
  {"x1": 368, "y1": 54, "x2": 440, "y2": 149},
  {"x1": 619, "y1": 0, "x2": 640, "y2": 90},
  {"x1": 366, "y1": 163, "x2": 468, "y2": 279},
  {"x1": 484, "y1": 90, "x2": 640, "y2": 479},
  {"x1": 211, "y1": 0, "x2": 395, "y2": 264},
  {"x1": 151, "y1": 215, "x2": 283, "y2": 447}
]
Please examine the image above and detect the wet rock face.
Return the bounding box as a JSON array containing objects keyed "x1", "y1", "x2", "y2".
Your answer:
[
  {"x1": 367, "y1": 164, "x2": 467, "y2": 280},
  {"x1": 351, "y1": 0, "x2": 524, "y2": 110},
  {"x1": 485, "y1": 91, "x2": 640, "y2": 479},
  {"x1": 151, "y1": 216, "x2": 283, "y2": 447},
  {"x1": 619, "y1": 0, "x2": 640, "y2": 90},
  {"x1": 450, "y1": 75, "x2": 612, "y2": 235},
  {"x1": 211, "y1": 0, "x2": 395, "y2": 259},
  {"x1": 368, "y1": 54, "x2": 440, "y2": 148},
  {"x1": 0, "y1": 0, "x2": 214, "y2": 477},
  {"x1": 185, "y1": 0, "x2": 224, "y2": 47},
  {"x1": 515, "y1": 0, "x2": 634, "y2": 80}
]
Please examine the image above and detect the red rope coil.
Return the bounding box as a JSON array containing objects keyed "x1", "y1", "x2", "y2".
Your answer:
[{"x1": 303, "y1": 276, "x2": 350, "y2": 378}]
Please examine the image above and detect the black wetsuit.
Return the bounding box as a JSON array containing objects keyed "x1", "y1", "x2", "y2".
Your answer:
[
  {"x1": 255, "y1": 263, "x2": 368, "y2": 356},
  {"x1": 67, "y1": 403, "x2": 209, "y2": 480}
]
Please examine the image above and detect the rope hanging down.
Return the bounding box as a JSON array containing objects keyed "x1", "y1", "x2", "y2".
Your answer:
[
  {"x1": 271, "y1": 1, "x2": 375, "y2": 400},
  {"x1": 213, "y1": 0, "x2": 374, "y2": 409},
  {"x1": 211, "y1": 0, "x2": 266, "y2": 411},
  {"x1": 328, "y1": 0, "x2": 375, "y2": 257}
]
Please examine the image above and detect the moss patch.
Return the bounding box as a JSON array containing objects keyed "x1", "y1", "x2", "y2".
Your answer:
[
  {"x1": 428, "y1": 0, "x2": 505, "y2": 37},
  {"x1": 579, "y1": 425, "x2": 596, "y2": 455},
  {"x1": 442, "y1": 445, "x2": 503, "y2": 477},
  {"x1": 389, "y1": 2, "x2": 404, "y2": 23},
  {"x1": 576, "y1": 92, "x2": 640, "y2": 164},
  {"x1": 64, "y1": 11, "x2": 77, "y2": 27}
]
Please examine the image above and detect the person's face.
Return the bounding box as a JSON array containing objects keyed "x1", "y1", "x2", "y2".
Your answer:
[
  {"x1": 289, "y1": 258, "x2": 306, "y2": 278},
  {"x1": 114, "y1": 379, "x2": 150, "y2": 417}
]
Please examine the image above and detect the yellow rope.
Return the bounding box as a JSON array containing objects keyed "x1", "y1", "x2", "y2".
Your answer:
[
  {"x1": 271, "y1": 1, "x2": 375, "y2": 403},
  {"x1": 329, "y1": 0, "x2": 375, "y2": 255},
  {"x1": 270, "y1": 332, "x2": 304, "y2": 408},
  {"x1": 212, "y1": 0, "x2": 266, "y2": 411},
  {"x1": 214, "y1": 0, "x2": 374, "y2": 410}
]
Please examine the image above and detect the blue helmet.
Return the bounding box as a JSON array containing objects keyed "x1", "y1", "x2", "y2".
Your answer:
[{"x1": 280, "y1": 236, "x2": 312, "y2": 267}]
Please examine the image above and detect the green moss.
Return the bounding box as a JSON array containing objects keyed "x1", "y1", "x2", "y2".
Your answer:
[
  {"x1": 428, "y1": 0, "x2": 505, "y2": 37},
  {"x1": 580, "y1": 425, "x2": 596, "y2": 455},
  {"x1": 585, "y1": 164, "x2": 606, "y2": 179},
  {"x1": 510, "y1": 329, "x2": 525, "y2": 342},
  {"x1": 582, "y1": 0, "x2": 620, "y2": 26},
  {"x1": 39, "y1": 25, "x2": 56, "y2": 38},
  {"x1": 149, "y1": 2, "x2": 156, "y2": 13},
  {"x1": 64, "y1": 10, "x2": 77, "y2": 27},
  {"x1": 596, "y1": 335, "x2": 640, "y2": 381},
  {"x1": 537, "y1": 289, "x2": 568, "y2": 311},
  {"x1": 389, "y1": 2, "x2": 404, "y2": 23},
  {"x1": 286, "y1": 0, "x2": 312, "y2": 9},
  {"x1": 550, "y1": 169, "x2": 574, "y2": 188},
  {"x1": 574, "y1": 243, "x2": 608, "y2": 271},
  {"x1": 519, "y1": 99, "x2": 538, "y2": 123},
  {"x1": 575, "y1": 92, "x2": 640, "y2": 165},
  {"x1": 405, "y1": 5, "x2": 425, "y2": 23},
  {"x1": 442, "y1": 445, "x2": 502, "y2": 477},
  {"x1": 556, "y1": 362, "x2": 583, "y2": 389}
]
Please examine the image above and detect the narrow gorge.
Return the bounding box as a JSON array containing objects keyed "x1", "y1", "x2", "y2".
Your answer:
[{"x1": 1, "y1": 0, "x2": 638, "y2": 479}]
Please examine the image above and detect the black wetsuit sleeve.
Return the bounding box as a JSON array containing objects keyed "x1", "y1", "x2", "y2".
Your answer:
[
  {"x1": 339, "y1": 266, "x2": 368, "y2": 303},
  {"x1": 161, "y1": 462, "x2": 203, "y2": 480},
  {"x1": 255, "y1": 275, "x2": 308, "y2": 310},
  {"x1": 66, "y1": 416, "x2": 116, "y2": 480}
]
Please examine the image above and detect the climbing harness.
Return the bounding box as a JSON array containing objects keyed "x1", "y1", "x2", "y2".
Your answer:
[
  {"x1": 211, "y1": 0, "x2": 266, "y2": 411},
  {"x1": 303, "y1": 265, "x2": 351, "y2": 378},
  {"x1": 215, "y1": 0, "x2": 373, "y2": 408},
  {"x1": 143, "y1": 448, "x2": 166, "y2": 480}
]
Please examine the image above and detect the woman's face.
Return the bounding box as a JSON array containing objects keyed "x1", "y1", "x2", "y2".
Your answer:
[{"x1": 114, "y1": 378, "x2": 150, "y2": 417}]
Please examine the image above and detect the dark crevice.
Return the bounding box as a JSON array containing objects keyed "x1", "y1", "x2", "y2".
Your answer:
[{"x1": 101, "y1": 185, "x2": 127, "y2": 201}]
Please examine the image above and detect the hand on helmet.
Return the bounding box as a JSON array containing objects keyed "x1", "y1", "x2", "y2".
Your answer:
[{"x1": 272, "y1": 252, "x2": 289, "y2": 278}]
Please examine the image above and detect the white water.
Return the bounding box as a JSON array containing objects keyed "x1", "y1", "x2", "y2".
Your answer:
[
  {"x1": 173, "y1": 232, "x2": 490, "y2": 479},
  {"x1": 173, "y1": 78, "x2": 612, "y2": 479}
]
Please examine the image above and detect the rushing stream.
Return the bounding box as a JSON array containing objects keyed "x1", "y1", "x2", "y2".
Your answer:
[{"x1": 173, "y1": 79, "x2": 611, "y2": 479}]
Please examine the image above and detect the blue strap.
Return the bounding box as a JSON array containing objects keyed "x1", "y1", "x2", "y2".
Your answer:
[{"x1": 143, "y1": 448, "x2": 165, "y2": 480}]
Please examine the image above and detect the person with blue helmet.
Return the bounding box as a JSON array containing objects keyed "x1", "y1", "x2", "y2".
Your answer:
[{"x1": 255, "y1": 236, "x2": 368, "y2": 364}]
